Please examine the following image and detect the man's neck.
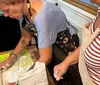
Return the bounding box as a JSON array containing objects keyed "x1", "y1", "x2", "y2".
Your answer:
[
  {"x1": 22, "y1": 0, "x2": 32, "y2": 22},
  {"x1": 30, "y1": 0, "x2": 43, "y2": 14},
  {"x1": 22, "y1": 0, "x2": 43, "y2": 21}
]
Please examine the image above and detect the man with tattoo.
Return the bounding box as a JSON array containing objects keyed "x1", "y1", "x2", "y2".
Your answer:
[{"x1": 0, "y1": 0, "x2": 79, "y2": 85}]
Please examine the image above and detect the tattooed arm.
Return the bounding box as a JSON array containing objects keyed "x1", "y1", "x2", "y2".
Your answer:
[
  {"x1": 0, "y1": 29, "x2": 32, "y2": 69},
  {"x1": 13, "y1": 29, "x2": 32, "y2": 55}
]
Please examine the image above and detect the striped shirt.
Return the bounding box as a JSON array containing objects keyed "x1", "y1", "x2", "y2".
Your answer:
[{"x1": 84, "y1": 8, "x2": 100, "y2": 85}]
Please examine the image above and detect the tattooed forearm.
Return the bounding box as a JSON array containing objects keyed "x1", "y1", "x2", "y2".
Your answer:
[{"x1": 21, "y1": 39, "x2": 26, "y2": 48}]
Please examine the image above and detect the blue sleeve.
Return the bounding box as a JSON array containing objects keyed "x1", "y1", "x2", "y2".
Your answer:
[{"x1": 35, "y1": 19, "x2": 57, "y2": 48}]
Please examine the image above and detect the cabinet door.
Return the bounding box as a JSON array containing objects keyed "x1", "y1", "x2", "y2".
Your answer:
[{"x1": 0, "y1": 16, "x2": 21, "y2": 52}]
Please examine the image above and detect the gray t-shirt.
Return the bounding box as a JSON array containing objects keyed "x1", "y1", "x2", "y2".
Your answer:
[
  {"x1": 20, "y1": 1, "x2": 78, "y2": 48},
  {"x1": 33, "y1": 1, "x2": 78, "y2": 48}
]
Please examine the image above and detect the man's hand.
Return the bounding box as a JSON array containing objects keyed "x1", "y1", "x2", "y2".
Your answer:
[
  {"x1": 0, "y1": 55, "x2": 16, "y2": 70},
  {"x1": 53, "y1": 61, "x2": 68, "y2": 81}
]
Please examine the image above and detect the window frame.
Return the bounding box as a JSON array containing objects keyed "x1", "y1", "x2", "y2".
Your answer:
[{"x1": 64, "y1": 0, "x2": 98, "y2": 15}]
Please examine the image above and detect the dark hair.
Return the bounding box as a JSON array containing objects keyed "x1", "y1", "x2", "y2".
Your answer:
[{"x1": 0, "y1": 0, "x2": 25, "y2": 5}]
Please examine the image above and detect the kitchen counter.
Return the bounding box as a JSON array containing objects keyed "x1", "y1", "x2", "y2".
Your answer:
[{"x1": 0, "y1": 45, "x2": 55, "y2": 85}]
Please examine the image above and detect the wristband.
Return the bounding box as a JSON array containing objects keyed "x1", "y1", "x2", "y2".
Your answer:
[{"x1": 10, "y1": 52, "x2": 18, "y2": 58}]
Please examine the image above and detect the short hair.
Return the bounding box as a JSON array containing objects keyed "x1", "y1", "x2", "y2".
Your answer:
[{"x1": 0, "y1": 0, "x2": 25, "y2": 5}]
